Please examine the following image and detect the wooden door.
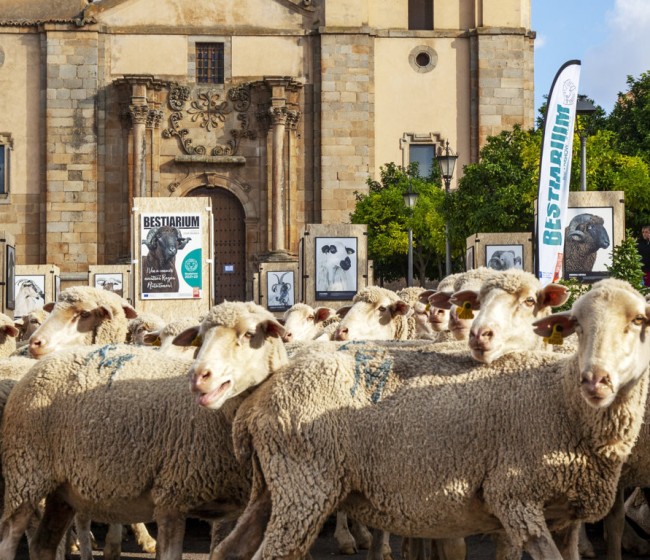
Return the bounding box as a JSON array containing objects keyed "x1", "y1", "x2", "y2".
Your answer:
[{"x1": 189, "y1": 187, "x2": 246, "y2": 303}]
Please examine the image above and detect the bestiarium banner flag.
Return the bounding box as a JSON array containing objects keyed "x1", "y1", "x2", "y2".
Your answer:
[
  {"x1": 140, "y1": 213, "x2": 202, "y2": 299},
  {"x1": 536, "y1": 60, "x2": 581, "y2": 286}
]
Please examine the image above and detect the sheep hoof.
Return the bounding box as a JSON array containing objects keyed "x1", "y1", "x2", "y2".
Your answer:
[
  {"x1": 138, "y1": 539, "x2": 157, "y2": 554},
  {"x1": 337, "y1": 542, "x2": 358, "y2": 555},
  {"x1": 578, "y1": 543, "x2": 596, "y2": 559},
  {"x1": 381, "y1": 542, "x2": 393, "y2": 560}
]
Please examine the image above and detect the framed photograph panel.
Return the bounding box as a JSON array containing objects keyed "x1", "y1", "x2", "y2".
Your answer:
[
  {"x1": 94, "y1": 273, "x2": 124, "y2": 298},
  {"x1": 485, "y1": 245, "x2": 524, "y2": 271},
  {"x1": 5, "y1": 244, "x2": 15, "y2": 311},
  {"x1": 266, "y1": 271, "x2": 295, "y2": 312},
  {"x1": 563, "y1": 206, "x2": 614, "y2": 282},
  {"x1": 315, "y1": 237, "x2": 358, "y2": 300},
  {"x1": 465, "y1": 246, "x2": 474, "y2": 271},
  {"x1": 13, "y1": 275, "x2": 45, "y2": 318}
]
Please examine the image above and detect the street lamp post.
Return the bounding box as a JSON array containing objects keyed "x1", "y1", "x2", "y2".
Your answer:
[
  {"x1": 403, "y1": 181, "x2": 419, "y2": 287},
  {"x1": 576, "y1": 95, "x2": 597, "y2": 191},
  {"x1": 436, "y1": 140, "x2": 458, "y2": 276}
]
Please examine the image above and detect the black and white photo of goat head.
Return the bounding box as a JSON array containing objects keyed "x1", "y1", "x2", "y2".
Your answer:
[
  {"x1": 268, "y1": 271, "x2": 294, "y2": 310},
  {"x1": 316, "y1": 238, "x2": 357, "y2": 294},
  {"x1": 14, "y1": 276, "x2": 46, "y2": 319},
  {"x1": 95, "y1": 274, "x2": 124, "y2": 297},
  {"x1": 142, "y1": 226, "x2": 192, "y2": 293},
  {"x1": 486, "y1": 246, "x2": 523, "y2": 271},
  {"x1": 564, "y1": 212, "x2": 611, "y2": 275}
]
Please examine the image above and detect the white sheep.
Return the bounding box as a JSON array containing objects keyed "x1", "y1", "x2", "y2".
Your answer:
[
  {"x1": 126, "y1": 312, "x2": 166, "y2": 345},
  {"x1": 332, "y1": 286, "x2": 411, "y2": 341},
  {"x1": 28, "y1": 286, "x2": 137, "y2": 358},
  {"x1": 143, "y1": 317, "x2": 201, "y2": 358},
  {"x1": 279, "y1": 303, "x2": 338, "y2": 343},
  {"x1": 192, "y1": 278, "x2": 650, "y2": 560},
  {"x1": 14, "y1": 308, "x2": 49, "y2": 347},
  {"x1": 395, "y1": 287, "x2": 437, "y2": 340},
  {"x1": 0, "y1": 304, "x2": 286, "y2": 560},
  {"x1": 0, "y1": 314, "x2": 19, "y2": 359}
]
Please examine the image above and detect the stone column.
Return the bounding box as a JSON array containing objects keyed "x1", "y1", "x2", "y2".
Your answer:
[
  {"x1": 128, "y1": 83, "x2": 149, "y2": 198},
  {"x1": 269, "y1": 106, "x2": 288, "y2": 252}
]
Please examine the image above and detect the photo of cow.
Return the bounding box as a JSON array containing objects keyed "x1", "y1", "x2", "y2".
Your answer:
[{"x1": 315, "y1": 237, "x2": 357, "y2": 300}]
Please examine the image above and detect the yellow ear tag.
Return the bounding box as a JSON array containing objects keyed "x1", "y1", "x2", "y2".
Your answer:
[
  {"x1": 425, "y1": 303, "x2": 431, "y2": 312},
  {"x1": 152, "y1": 337, "x2": 161, "y2": 347},
  {"x1": 543, "y1": 324, "x2": 564, "y2": 346},
  {"x1": 191, "y1": 335, "x2": 203, "y2": 347},
  {"x1": 457, "y1": 301, "x2": 474, "y2": 320}
]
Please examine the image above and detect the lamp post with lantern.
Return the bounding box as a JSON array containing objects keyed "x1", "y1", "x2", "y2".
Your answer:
[
  {"x1": 436, "y1": 140, "x2": 458, "y2": 276},
  {"x1": 403, "y1": 181, "x2": 419, "y2": 287}
]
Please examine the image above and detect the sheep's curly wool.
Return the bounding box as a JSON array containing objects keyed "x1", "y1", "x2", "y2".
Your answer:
[
  {"x1": 0, "y1": 313, "x2": 17, "y2": 358},
  {"x1": 126, "y1": 312, "x2": 166, "y2": 344},
  {"x1": 1, "y1": 344, "x2": 251, "y2": 524},
  {"x1": 347, "y1": 286, "x2": 411, "y2": 340},
  {"x1": 232, "y1": 324, "x2": 649, "y2": 558},
  {"x1": 453, "y1": 266, "x2": 498, "y2": 292}
]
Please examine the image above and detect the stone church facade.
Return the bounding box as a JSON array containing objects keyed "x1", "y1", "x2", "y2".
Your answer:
[{"x1": 0, "y1": 0, "x2": 534, "y2": 301}]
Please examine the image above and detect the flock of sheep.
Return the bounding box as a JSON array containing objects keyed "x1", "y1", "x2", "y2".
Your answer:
[{"x1": 0, "y1": 269, "x2": 648, "y2": 560}]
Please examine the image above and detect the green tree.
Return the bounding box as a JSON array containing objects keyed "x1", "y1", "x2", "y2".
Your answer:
[
  {"x1": 442, "y1": 125, "x2": 540, "y2": 257},
  {"x1": 605, "y1": 229, "x2": 646, "y2": 291},
  {"x1": 607, "y1": 71, "x2": 650, "y2": 164},
  {"x1": 350, "y1": 162, "x2": 446, "y2": 285}
]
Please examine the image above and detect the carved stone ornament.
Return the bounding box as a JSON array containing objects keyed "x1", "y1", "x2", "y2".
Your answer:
[{"x1": 162, "y1": 84, "x2": 257, "y2": 156}]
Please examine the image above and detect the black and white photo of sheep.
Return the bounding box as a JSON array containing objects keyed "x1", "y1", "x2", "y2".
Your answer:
[
  {"x1": 140, "y1": 214, "x2": 202, "y2": 299},
  {"x1": 266, "y1": 271, "x2": 295, "y2": 311},
  {"x1": 13, "y1": 275, "x2": 45, "y2": 319},
  {"x1": 563, "y1": 207, "x2": 613, "y2": 281},
  {"x1": 94, "y1": 273, "x2": 124, "y2": 297},
  {"x1": 465, "y1": 246, "x2": 474, "y2": 270},
  {"x1": 5, "y1": 244, "x2": 14, "y2": 310},
  {"x1": 485, "y1": 245, "x2": 524, "y2": 271},
  {"x1": 315, "y1": 237, "x2": 357, "y2": 300}
]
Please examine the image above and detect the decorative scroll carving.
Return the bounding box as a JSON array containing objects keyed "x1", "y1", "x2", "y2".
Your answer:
[
  {"x1": 162, "y1": 84, "x2": 257, "y2": 156},
  {"x1": 129, "y1": 105, "x2": 149, "y2": 125}
]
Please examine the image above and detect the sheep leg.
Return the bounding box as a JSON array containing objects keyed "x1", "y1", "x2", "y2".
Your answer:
[
  {"x1": 131, "y1": 522, "x2": 157, "y2": 553},
  {"x1": 0, "y1": 504, "x2": 36, "y2": 560},
  {"x1": 399, "y1": 537, "x2": 426, "y2": 560},
  {"x1": 522, "y1": 529, "x2": 563, "y2": 560},
  {"x1": 153, "y1": 514, "x2": 186, "y2": 560},
  {"x1": 211, "y1": 489, "x2": 272, "y2": 560},
  {"x1": 621, "y1": 519, "x2": 650, "y2": 556},
  {"x1": 493, "y1": 533, "x2": 521, "y2": 560},
  {"x1": 349, "y1": 519, "x2": 372, "y2": 550},
  {"x1": 333, "y1": 512, "x2": 357, "y2": 554},
  {"x1": 434, "y1": 538, "x2": 466, "y2": 560},
  {"x1": 72, "y1": 514, "x2": 94, "y2": 560},
  {"x1": 603, "y1": 487, "x2": 625, "y2": 560},
  {"x1": 369, "y1": 531, "x2": 392, "y2": 560},
  {"x1": 103, "y1": 524, "x2": 124, "y2": 560},
  {"x1": 209, "y1": 519, "x2": 237, "y2": 556},
  {"x1": 551, "y1": 522, "x2": 579, "y2": 560},
  {"x1": 577, "y1": 523, "x2": 596, "y2": 559},
  {"x1": 29, "y1": 494, "x2": 75, "y2": 560}
]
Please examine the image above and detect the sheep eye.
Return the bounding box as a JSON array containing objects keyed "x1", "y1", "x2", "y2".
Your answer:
[
  {"x1": 243, "y1": 332, "x2": 254, "y2": 339},
  {"x1": 79, "y1": 311, "x2": 92, "y2": 319},
  {"x1": 523, "y1": 297, "x2": 536, "y2": 307},
  {"x1": 632, "y1": 315, "x2": 646, "y2": 326},
  {"x1": 307, "y1": 315, "x2": 315, "y2": 322},
  {"x1": 378, "y1": 306, "x2": 387, "y2": 313}
]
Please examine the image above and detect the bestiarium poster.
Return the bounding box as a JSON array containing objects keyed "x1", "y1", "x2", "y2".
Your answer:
[{"x1": 140, "y1": 213, "x2": 203, "y2": 299}]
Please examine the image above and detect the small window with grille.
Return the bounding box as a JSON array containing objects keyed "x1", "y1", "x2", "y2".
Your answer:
[{"x1": 196, "y1": 43, "x2": 225, "y2": 85}]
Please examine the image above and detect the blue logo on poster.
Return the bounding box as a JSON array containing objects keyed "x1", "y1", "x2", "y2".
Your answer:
[{"x1": 182, "y1": 249, "x2": 202, "y2": 288}]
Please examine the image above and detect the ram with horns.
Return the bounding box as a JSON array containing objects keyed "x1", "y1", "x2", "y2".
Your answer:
[
  {"x1": 563, "y1": 213, "x2": 610, "y2": 274},
  {"x1": 141, "y1": 226, "x2": 191, "y2": 293}
]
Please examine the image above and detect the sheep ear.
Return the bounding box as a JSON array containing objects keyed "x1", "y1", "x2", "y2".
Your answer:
[
  {"x1": 538, "y1": 283, "x2": 569, "y2": 309},
  {"x1": 390, "y1": 301, "x2": 411, "y2": 317},
  {"x1": 173, "y1": 326, "x2": 201, "y2": 347},
  {"x1": 532, "y1": 312, "x2": 576, "y2": 338},
  {"x1": 178, "y1": 237, "x2": 191, "y2": 250},
  {"x1": 262, "y1": 319, "x2": 285, "y2": 339},
  {"x1": 143, "y1": 332, "x2": 161, "y2": 347},
  {"x1": 2, "y1": 324, "x2": 19, "y2": 338},
  {"x1": 97, "y1": 306, "x2": 114, "y2": 320},
  {"x1": 450, "y1": 290, "x2": 481, "y2": 311},
  {"x1": 345, "y1": 247, "x2": 355, "y2": 255},
  {"x1": 428, "y1": 291, "x2": 453, "y2": 310},
  {"x1": 315, "y1": 307, "x2": 334, "y2": 323},
  {"x1": 43, "y1": 302, "x2": 55, "y2": 312},
  {"x1": 122, "y1": 303, "x2": 138, "y2": 319},
  {"x1": 337, "y1": 305, "x2": 352, "y2": 319},
  {"x1": 418, "y1": 290, "x2": 436, "y2": 305}
]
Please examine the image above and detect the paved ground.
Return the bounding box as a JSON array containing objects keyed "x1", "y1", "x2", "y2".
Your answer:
[{"x1": 11, "y1": 517, "x2": 641, "y2": 560}]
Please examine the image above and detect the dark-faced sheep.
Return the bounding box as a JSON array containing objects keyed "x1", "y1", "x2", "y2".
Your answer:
[
  {"x1": 564, "y1": 213, "x2": 610, "y2": 274},
  {"x1": 141, "y1": 226, "x2": 191, "y2": 293}
]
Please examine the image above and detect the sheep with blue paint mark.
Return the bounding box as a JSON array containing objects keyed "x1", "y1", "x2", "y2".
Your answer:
[{"x1": 0, "y1": 301, "x2": 290, "y2": 560}]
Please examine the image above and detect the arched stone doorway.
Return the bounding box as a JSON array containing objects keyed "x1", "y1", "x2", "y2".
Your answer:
[{"x1": 189, "y1": 186, "x2": 246, "y2": 303}]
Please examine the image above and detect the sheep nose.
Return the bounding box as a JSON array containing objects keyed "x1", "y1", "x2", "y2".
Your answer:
[
  {"x1": 190, "y1": 366, "x2": 212, "y2": 393},
  {"x1": 28, "y1": 337, "x2": 45, "y2": 357},
  {"x1": 282, "y1": 332, "x2": 293, "y2": 343},
  {"x1": 581, "y1": 367, "x2": 612, "y2": 396},
  {"x1": 335, "y1": 327, "x2": 349, "y2": 341},
  {"x1": 469, "y1": 327, "x2": 493, "y2": 350}
]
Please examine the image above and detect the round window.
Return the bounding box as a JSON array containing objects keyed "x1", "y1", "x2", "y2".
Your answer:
[{"x1": 409, "y1": 46, "x2": 437, "y2": 74}]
